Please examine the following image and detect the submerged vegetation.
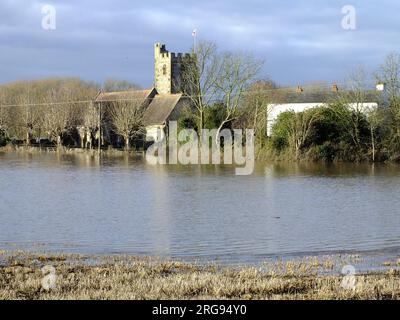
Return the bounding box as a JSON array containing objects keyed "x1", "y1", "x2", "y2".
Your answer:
[{"x1": 1, "y1": 251, "x2": 400, "y2": 300}]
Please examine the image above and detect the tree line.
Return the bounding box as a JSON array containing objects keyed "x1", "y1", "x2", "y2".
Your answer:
[
  {"x1": 1, "y1": 41, "x2": 400, "y2": 162},
  {"x1": 178, "y1": 41, "x2": 400, "y2": 163},
  {"x1": 262, "y1": 56, "x2": 400, "y2": 162},
  {"x1": 0, "y1": 78, "x2": 141, "y2": 148}
]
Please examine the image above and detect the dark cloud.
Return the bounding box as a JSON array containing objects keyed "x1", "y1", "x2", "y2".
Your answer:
[{"x1": 0, "y1": 0, "x2": 399, "y2": 87}]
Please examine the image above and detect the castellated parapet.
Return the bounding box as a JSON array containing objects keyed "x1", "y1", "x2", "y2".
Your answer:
[{"x1": 154, "y1": 42, "x2": 194, "y2": 95}]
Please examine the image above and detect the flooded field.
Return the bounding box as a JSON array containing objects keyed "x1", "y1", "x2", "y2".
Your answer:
[{"x1": 1, "y1": 151, "x2": 400, "y2": 268}]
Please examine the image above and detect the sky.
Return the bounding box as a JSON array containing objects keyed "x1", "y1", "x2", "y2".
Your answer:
[{"x1": 0, "y1": 0, "x2": 399, "y2": 88}]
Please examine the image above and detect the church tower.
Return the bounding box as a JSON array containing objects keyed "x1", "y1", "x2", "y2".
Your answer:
[{"x1": 154, "y1": 42, "x2": 193, "y2": 95}]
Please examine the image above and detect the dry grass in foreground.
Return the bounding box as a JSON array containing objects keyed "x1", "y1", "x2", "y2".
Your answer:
[{"x1": 1, "y1": 251, "x2": 400, "y2": 300}]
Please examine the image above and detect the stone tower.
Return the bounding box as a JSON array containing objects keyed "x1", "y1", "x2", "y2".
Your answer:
[{"x1": 154, "y1": 42, "x2": 193, "y2": 95}]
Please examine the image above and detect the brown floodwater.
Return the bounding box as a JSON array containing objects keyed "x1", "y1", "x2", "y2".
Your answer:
[{"x1": 1, "y1": 151, "x2": 400, "y2": 266}]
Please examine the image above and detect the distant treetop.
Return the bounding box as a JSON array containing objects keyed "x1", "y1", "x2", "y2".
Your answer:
[{"x1": 103, "y1": 78, "x2": 140, "y2": 92}]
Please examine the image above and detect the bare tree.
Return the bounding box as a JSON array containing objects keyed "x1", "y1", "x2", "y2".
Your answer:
[
  {"x1": 365, "y1": 106, "x2": 382, "y2": 162},
  {"x1": 109, "y1": 100, "x2": 145, "y2": 150},
  {"x1": 330, "y1": 66, "x2": 373, "y2": 158},
  {"x1": 41, "y1": 79, "x2": 98, "y2": 147},
  {"x1": 286, "y1": 109, "x2": 319, "y2": 160},
  {"x1": 243, "y1": 80, "x2": 278, "y2": 150},
  {"x1": 376, "y1": 52, "x2": 400, "y2": 109},
  {"x1": 83, "y1": 102, "x2": 99, "y2": 129},
  {"x1": 213, "y1": 51, "x2": 263, "y2": 140},
  {"x1": 43, "y1": 88, "x2": 75, "y2": 147},
  {"x1": 376, "y1": 52, "x2": 400, "y2": 152},
  {"x1": 0, "y1": 88, "x2": 10, "y2": 139},
  {"x1": 0, "y1": 78, "x2": 98, "y2": 146},
  {"x1": 81, "y1": 101, "x2": 100, "y2": 148},
  {"x1": 14, "y1": 86, "x2": 44, "y2": 145},
  {"x1": 76, "y1": 102, "x2": 99, "y2": 149},
  {"x1": 180, "y1": 40, "x2": 220, "y2": 132},
  {"x1": 103, "y1": 78, "x2": 140, "y2": 92}
]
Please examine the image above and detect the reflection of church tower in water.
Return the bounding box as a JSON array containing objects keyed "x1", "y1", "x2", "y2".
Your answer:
[
  {"x1": 154, "y1": 42, "x2": 194, "y2": 95},
  {"x1": 148, "y1": 166, "x2": 172, "y2": 256}
]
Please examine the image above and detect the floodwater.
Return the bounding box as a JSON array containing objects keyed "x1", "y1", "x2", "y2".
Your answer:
[{"x1": 1, "y1": 151, "x2": 400, "y2": 266}]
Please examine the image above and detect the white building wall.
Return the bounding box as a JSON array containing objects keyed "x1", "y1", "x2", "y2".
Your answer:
[{"x1": 146, "y1": 125, "x2": 166, "y2": 142}]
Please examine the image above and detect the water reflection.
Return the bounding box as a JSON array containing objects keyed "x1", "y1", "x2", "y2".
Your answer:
[{"x1": 1, "y1": 151, "x2": 400, "y2": 264}]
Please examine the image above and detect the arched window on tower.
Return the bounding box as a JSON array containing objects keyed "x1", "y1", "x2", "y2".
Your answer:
[{"x1": 162, "y1": 64, "x2": 167, "y2": 75}]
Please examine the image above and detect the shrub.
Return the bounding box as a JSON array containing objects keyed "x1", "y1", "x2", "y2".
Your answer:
[
  {"x1": 204, "y1": 103, "x2": 230, "y2": 130},
  {"x1": 0, "y1": 135, "x2": 6, "y2": 147},
  {"x1": 177, "y1": 106, "x2": 198, "y2": 132},
  {"x1": 270, "y1": 111, "x2": 295, "y2": 152}
]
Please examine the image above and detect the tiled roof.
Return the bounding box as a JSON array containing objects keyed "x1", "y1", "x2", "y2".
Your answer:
[
  {"x1": 142, "y1": 94, "x2": 183, "y2": 126},
  {"x1": 94, "y1": 89, "x2": 155, "y2": 103},
  {"x1": 268, "y1": 90, "x2": 379, "y2": 104}
]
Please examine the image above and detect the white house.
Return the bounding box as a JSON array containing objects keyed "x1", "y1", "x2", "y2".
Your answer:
[{"x1": 266, "y1": 97, "x2": 378, "y2": 136}]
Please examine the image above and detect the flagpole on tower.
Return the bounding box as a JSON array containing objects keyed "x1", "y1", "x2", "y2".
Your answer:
[{"x1": 192, "y1": 28, "x2": 197, "y2": 53}]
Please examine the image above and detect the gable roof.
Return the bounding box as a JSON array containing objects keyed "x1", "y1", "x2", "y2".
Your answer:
[
  {"x1": 142, "y1": 93, "x2": 183, "y2": 126},
  {"x1": 94, "y1": 88, "x2": 155, "y2": 104}
]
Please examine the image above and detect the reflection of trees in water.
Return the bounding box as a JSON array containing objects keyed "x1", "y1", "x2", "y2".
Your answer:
[{"x1": 261, "y1": 162, "x2": 400, "y2": 178}]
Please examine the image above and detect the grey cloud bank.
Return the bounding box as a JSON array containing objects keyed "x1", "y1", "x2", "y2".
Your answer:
[{"x1": 0, "y1": 0, "x2": 399, "y2": 87}]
